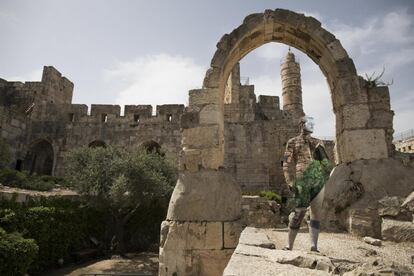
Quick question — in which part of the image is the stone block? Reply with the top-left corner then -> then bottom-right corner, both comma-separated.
333,76 -> 367,111
167,170 -> 241,221
367,109 -> 393,129
224,221 -> 242,249
181,110 -> 199,129
181,149 -> 201,172
199,104 -> 222,125
189,88 -> 220,106
182,125 -> 220,149
187,222 -> 223,250
201,146 -> 224,170
339,104 -> 370,130
339,129 -> 388,162
363,236 -> 382,246
382,218 -> 414,242
402,191 -> 414,213
378,196 -> 411,220
195,249 -> 234,276
347,208 -> 381,238
326,39 -> 348,61
203,68 -> 221,89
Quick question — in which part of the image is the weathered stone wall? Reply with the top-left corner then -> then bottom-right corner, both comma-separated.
1,63 -> 322,193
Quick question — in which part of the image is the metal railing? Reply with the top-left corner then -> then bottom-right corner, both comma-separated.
394,128 -> 414,142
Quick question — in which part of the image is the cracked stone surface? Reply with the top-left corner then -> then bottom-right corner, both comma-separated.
224,227 -> 414,276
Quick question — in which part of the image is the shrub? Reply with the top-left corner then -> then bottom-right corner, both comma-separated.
0,168 -> 27,187
258,191 -> 282,204
0,168 -> 71,191
0,198 -> 107,272
0,227 -> 38,276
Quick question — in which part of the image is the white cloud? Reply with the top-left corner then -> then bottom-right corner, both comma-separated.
0,10 -> 20,26
104,54 -> 205,110
329,9 -> 414,74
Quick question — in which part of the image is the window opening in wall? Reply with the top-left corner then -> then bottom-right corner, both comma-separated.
409,146 -> 412,150
281,160 -> 284,167
167,114 -> 172,122
134,114 -> 140,123
68,113 -> 75,122
102,114 -> 108,123
15,159 -> 23,171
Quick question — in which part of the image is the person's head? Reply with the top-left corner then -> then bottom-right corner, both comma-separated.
300,116 -> 315,134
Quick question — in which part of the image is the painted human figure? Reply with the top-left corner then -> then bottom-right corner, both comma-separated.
283,116 -> 329,252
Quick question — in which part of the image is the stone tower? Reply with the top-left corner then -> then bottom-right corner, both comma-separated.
281,49 -> 305,118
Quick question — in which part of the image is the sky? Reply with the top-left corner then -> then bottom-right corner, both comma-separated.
1,0 -> 413,137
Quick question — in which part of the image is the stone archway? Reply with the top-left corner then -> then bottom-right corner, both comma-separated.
160,9 -> 395,276
23,139 -> 55,175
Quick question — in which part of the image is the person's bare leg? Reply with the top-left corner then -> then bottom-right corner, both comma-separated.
309,187 -> 325,252
285,208 -> 306,250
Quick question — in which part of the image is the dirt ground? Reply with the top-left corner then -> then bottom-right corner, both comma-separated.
42,252 -> 159,276
42,228 -> 414,275
265,227 -> 414,273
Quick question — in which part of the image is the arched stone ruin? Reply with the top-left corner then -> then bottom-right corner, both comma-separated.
159,9 -> 414,276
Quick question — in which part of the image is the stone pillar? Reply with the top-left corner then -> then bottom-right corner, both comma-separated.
281,50 -> 305,119
159,87 -> 242,276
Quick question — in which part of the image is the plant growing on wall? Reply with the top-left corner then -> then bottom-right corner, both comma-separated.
365,67 -> 393,88
66,146 -> 177,255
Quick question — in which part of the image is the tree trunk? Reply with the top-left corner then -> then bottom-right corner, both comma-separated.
112,215 -> 126,256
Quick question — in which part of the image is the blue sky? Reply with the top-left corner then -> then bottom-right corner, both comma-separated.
1,0 -> 413,137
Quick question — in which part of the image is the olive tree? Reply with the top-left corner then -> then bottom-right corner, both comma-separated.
66,146 -> 177,254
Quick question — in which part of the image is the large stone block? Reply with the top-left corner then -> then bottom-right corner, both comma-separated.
195,249 -> 234,276
338,104 -> 370,130
181,149 -> 201,172
182,125 -> 220,149
326,39 -> 348,61
382,218 -> 414,242
347,208 -> 381,238
224,221 -> 243,249
188,222 -> 223,250
189,88 -> 220,106
199,104 -> 222,125
201,146 -> 224,170
339,129 -> 388,162
333,76 -> 367,111
167,170 -> 241,221
159,221 -> 234,276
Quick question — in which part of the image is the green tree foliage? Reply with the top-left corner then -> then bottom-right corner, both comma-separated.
0,168 -> 70,191
0,198 -> 106,272
0,227 -> 39,276
66,146 -> 177,254
292,159 -> 333,208
0,138 -> 11,168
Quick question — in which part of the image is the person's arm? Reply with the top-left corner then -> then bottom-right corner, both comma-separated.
283,140 -> 296,187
